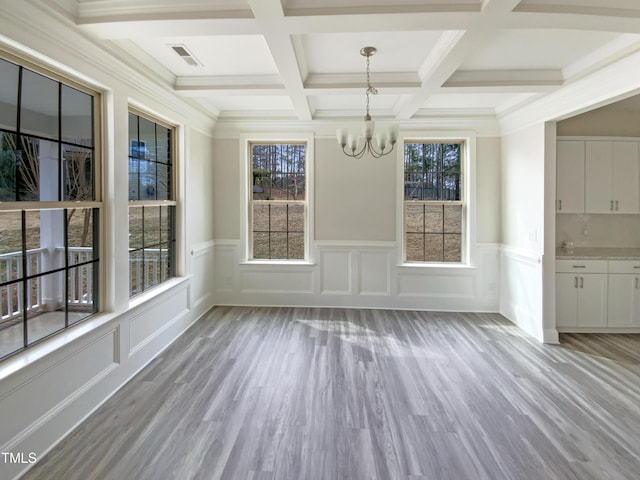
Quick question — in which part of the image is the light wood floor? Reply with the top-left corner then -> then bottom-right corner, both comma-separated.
22,307 -> 640,480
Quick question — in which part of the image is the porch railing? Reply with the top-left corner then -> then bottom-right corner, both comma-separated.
1,247 -> 163,322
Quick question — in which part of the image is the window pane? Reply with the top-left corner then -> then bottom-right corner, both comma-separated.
129,249 -> 143,296
159,206 -> 170,245
424,234 -> 444,262
129,113 -> 140,157
139,160 -> 157,200
16,137 -> 59,201
27,270 -> 65,345
288,233 -> 304,260
63,145 -> 93,201
270,204 -> 287,232
0,211 -> 22,255
144,206 -> 160,247
0,132 -> 17,201
138,117 -> 156,161
270,233 -> 287,259
20,69 -> 58,140
160,243 -> 171,283
424,205 -> 443,233
405,233 -> 423,262
0,58 -> 19,131
444,204 -> 462,233
253,232 -> 269,259
0,305 -> 23,358
67,208 -> 93,266
405,204 -> 424,233
68,263 -> 96,326
156,162 -> 171,200
144,248 -> 162,289
128,158 -> 140,200
253,204 -> 270,232
289,173 -> 305,200
444,235 -> 462,262
129,206 -> 143,251
288,203 -> 304,232
61,85 -> 93,145
28,210 -> 64,274
156,125 -> 171,164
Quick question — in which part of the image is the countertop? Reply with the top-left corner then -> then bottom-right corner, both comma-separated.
556,247 -> 640,260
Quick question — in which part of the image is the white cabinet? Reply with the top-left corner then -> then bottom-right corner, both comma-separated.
607,261 -> 640,327
556,141 -> 585,213
556,260 -> 608,328
584,141 -> 640,214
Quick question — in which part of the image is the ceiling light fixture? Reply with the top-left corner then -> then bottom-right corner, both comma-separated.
336,46 -> 398,159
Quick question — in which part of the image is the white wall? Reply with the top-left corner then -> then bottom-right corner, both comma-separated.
212,133 -> 501,313
0,4 -> 215,480
500,123 -> 557,342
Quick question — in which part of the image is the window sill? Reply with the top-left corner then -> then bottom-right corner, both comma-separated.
239,260 -> 316,267
397,262 -> 476,271
0,276 -> 193,382
128,276 -> 191,310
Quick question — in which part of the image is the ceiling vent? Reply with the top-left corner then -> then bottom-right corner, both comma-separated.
169,44 -> 202,67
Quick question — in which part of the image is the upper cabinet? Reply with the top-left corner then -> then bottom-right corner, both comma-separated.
557,138 -> 640,214
585,141 -> 639,214
557,140 -> 585,213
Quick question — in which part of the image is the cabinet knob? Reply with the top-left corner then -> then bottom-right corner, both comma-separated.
610,200 -> 614,211
580,277 -> 584,288
574,276 -> 578,288
616,200 -> 619,211
558,199 -> 562,211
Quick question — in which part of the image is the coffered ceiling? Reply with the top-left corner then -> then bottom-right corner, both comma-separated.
34,0 -> 640,123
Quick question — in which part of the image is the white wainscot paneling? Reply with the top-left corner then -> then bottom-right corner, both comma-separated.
214,242 -> 238,293
190,241 -> 215,312
240,269 -> 314,294
320,249 -> 351,295
0,328 -> 119,451
397,271 -> 476,298
358,250 -> 391,296
500,247 -> 543,341
129,287 -> 189,356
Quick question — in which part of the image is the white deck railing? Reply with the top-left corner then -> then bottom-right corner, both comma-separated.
1,248 -> 163,322
0,248 -> 43,321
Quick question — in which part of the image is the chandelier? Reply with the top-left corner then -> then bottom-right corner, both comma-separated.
336,46 -> 398,159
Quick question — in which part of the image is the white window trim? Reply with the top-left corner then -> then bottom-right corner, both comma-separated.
396,131 -> 477,267
239,133 -> 315,264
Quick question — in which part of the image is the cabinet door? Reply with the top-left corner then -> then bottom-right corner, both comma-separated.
556,273 -> 578,327
585,141 -> 613,213
612,142 -> 640,214
608,274 -> 640,327
577,274 -> 608,327
556,141 -> 585,213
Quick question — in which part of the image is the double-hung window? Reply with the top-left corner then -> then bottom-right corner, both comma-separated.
0,54 -> 100,360
403,141 -> 464,263
128,111 -> 176,296
248,142 -> 307,261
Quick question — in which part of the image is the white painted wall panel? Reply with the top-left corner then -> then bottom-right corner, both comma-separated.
358,251 -> 391,295
240,269 -> 314,294
0,329 -> 118,448
320,250 -> 351,295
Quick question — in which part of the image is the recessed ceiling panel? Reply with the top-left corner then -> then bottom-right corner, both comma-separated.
303,31 -> 444,74
310,94 -> 399,111
460,29 -> 621,71
283,0 -> 479,9
132,35 -> 278,76
210,96 -> 294,111
421,93 -> 521,109
516,0 -> 640,11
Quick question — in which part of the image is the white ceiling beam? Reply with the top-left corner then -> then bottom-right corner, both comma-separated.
395,30 -> 481,119
247,0 -> 312,121
443,69 -> 563,87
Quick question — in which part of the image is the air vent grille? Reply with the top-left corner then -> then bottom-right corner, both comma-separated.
168,44 -> 202,67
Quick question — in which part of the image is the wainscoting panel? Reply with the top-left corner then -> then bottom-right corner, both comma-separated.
214,240 -> 501,312
358,250 -> 391,296
500,246 -> 544,342
320,249 -> 352,295
129,287 -> 190,356
240,269 -> 315,294
0,328 -> 118,451
397,271 -> 476,298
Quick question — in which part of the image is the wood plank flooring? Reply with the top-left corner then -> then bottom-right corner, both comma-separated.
21,307 -> 640,480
